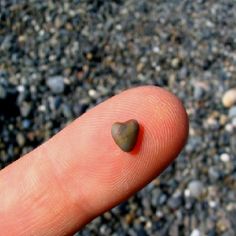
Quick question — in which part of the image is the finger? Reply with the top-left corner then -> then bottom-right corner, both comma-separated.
0,86 -> 188,236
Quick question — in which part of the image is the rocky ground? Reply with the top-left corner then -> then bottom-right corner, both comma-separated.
1,0 -> 236,235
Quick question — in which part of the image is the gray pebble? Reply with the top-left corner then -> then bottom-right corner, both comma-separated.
0,85 -> 6,99
194,85 -> 204,100
46,76 -> 65,94
228,106 -> 236,119
188,180 -> 204,198
167,195 -> 182,210
20,102 -> 32,117
230,134 -> 236,155
208,167 -> 220,181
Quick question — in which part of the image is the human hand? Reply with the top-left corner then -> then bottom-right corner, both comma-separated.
0,86 -> 188,236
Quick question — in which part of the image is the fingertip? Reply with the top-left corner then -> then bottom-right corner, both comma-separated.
75,85 -> 189,203
118,85 -> 189,160
144,86 -> 189,155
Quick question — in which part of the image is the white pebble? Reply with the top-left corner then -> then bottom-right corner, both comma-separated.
171,58 -> 180,68
88,89 -> 98,98
184,189 -> 190,197
220,153 -> 230,162
190,229 -> 201,236
145,221 -> 152,229
225,123 -> 234,132
115,24 -> 122,30
38,104 -> 46,112
222,88 -> 236,108
17,85 -> 25,92
153,46 -> 160,53
156,210 -> 163,218
209,200 -> 217,208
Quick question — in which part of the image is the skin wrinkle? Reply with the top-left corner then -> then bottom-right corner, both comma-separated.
22,146 -> 81,236
138,126 -> 156,169
1,157 -> 41,215
160,115 -> 173,157
24,156 -> 67,234
146,93 -> 187,161
116,90 -> 181,192
147,95 -> 171,122
65,114 -> 126,215
147,95 -> 169,156
45,143 -> 99,225
118,122 -> 159,195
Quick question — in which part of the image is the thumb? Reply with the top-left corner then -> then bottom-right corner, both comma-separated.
0,86 -> 188,236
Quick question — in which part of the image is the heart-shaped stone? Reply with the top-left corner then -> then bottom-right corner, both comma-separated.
111,119 -> 139,152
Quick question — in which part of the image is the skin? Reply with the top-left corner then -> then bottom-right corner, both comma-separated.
0,86 -> 188,236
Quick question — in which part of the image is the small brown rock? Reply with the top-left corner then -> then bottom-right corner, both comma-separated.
111,119 -> 139,152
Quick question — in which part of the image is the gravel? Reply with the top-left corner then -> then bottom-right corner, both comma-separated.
1,0 -> 236,235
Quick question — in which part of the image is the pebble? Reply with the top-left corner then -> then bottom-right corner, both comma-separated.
232,117 -> 236,127
222,88 -> 236,108
209,200 -> 217,208
228,106 -> 236,118
184,189 -> 191,198
190,229 -> 201,236
0,85 -> 6,99
153,46 -> 160,53
188,180 -> 204,198
171,58 -> 180,68
16,133 -> 25,147
22,119 -> 31,129
20,102 -> 32,117
62,104 -> 72,119
46,76 -> 65,94
194,85 -> 205,100
230,134 -> 236,155
88,89 -> 99,99
111,119 -> 139,152
220,153 -> 230,162
208,167 -> 220,181
216,217 -> 230,233
167,195 -> 182,210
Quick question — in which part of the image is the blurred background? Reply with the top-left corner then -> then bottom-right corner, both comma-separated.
1,0 -> 236,235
